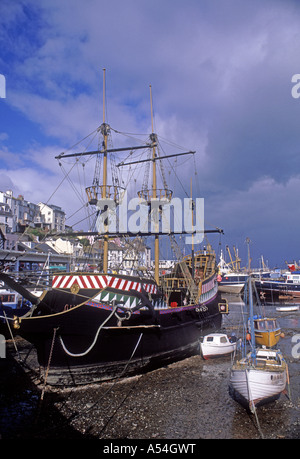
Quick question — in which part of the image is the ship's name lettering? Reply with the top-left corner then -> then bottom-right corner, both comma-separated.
64,304 -> 75,310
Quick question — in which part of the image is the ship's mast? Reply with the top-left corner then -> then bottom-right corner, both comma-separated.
56,75 -> 207,279
191,178 -> 195,278
149,85 -> 160,284
102,68 -> 109,272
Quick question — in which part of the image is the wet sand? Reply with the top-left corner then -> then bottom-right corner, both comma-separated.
0,301 -> 299,440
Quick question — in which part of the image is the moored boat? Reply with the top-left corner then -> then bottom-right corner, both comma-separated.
276,305 -> 299,312
252,316 -> 282,348
0,73 -> 225,386
229,347 -> 287,412
218,272 -> 248,294
229,244 -> 287,413
7,264 -> 222,386
200,333 -> 237,359
217,249 -> 248,294
255,271 -> 300,301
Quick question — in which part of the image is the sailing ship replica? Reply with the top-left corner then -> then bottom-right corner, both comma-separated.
0,73 -> 224,386
229,274 -> 287,413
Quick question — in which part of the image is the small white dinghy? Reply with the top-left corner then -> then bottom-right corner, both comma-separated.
276,305 -> 299,312
200,333 -> 237,360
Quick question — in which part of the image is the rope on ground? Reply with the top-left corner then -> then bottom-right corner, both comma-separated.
34,327 -> 58,425
41,327 -> 58,401
97,332 -> 144,438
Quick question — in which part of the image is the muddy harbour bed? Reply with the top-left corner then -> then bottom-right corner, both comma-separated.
0,300 -> 299,440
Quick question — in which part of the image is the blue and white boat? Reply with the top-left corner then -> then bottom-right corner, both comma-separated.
218,272 -> 248,294
255,271 -> 300,300
218,251 -> 248,294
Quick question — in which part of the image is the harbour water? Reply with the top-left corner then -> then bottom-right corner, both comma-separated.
0,296 -> 299,439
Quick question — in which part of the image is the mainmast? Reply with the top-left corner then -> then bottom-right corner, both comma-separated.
191,178 -> 195,278
246,237 -> 256,361
149,85 -> 160,285
56,75 -> 205,281
101,68 -> 109,273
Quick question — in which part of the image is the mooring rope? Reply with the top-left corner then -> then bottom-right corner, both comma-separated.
1,311 -> 21,360
245,369 -> 264,439
41,327 -> 58,400
34,327 -> 59,425
58,304 -> 118,357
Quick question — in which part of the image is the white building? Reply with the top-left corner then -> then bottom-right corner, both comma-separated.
115,238 -> 151,272
38,203 -> 66,232
0,190 -> 40,232
45,237 -> 83,256
87,238 -> 152,273
0,190 -> 66,234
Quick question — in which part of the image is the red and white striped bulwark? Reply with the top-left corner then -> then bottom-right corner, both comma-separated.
52,274 -> 157,294
201,276 -> 216,294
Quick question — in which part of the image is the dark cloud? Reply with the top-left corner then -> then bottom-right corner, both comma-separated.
1,0 -> 300,266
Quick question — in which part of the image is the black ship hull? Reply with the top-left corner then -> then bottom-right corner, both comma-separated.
1,76 -> 226,387
15,286 -> 222,386
0,304 -> 31,338
255,279 -> 300,301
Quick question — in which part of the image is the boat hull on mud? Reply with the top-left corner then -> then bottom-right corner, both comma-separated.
200,333 -> 237,360
229,348 -> 287,413
13,274 -> 222,386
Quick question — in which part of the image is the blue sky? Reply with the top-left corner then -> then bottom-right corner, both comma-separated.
1,0 -> 300,269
